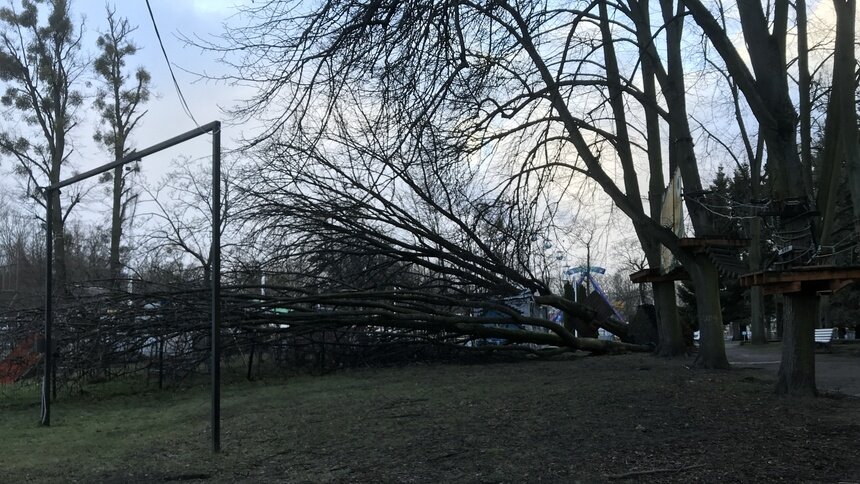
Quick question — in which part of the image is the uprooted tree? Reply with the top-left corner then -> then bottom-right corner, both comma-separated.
210,0 -> 745,366
235,97 -> 638,352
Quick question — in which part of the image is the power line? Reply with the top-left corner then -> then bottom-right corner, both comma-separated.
145,0 -> 199,127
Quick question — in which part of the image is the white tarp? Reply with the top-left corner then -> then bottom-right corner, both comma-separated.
660,168 -> 684,274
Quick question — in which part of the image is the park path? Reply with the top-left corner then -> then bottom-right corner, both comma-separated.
725,340 -> 860,397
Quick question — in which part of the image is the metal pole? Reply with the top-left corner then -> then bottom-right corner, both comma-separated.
48,122 -> 220,192
211,122 -> 222,452
41,189 -> 53,426
586,243 -> 591,295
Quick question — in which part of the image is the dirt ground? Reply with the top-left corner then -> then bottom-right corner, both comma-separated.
727,339 -> 860,397
3,351 -> 860,483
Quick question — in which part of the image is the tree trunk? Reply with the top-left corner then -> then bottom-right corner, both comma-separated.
730,321 -> 742,342
829,0 -> 860,240
775,297 -> 784,339
49,190 -> 67,292
750,286 -> 766,343
776,291 -> 817,396
689,255 -> 729,368
653,280 -> 685,356
749,215 -> 766,344
562,281 -> 598,338
449,322 -> 650,353
109,164 -> 124,282
818,296 -> 830,328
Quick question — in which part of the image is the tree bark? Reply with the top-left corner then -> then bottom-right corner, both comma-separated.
831,0 -> 860,240
776,291 -> 817,396
628,0 -> 684,357
689,255 -> 730,368
653,280 -> 684,356
110,164 -> 124,282
49,174 -> 67,293
749,181 -> 766,345
562,281 -> 597,338
451,323 -> 650,354
750,286 -> 766,343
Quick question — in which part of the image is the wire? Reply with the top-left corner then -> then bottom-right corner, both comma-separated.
145,0 -> 199,127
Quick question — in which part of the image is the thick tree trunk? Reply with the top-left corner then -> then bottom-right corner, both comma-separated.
689,255 -> 729,368
452,322 -> 650,354
535,294 -> 624,340
818,296 -> 830,328
653,280 -> 685,356
832,0 -> 860,240
730,321 -> 742,342
600,1 -> 683,355
776,291 -> 817,396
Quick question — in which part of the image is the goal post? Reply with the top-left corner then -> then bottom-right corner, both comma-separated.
40,121 -> 224,452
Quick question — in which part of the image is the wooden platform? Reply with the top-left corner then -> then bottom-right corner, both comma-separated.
678,237 -> 749,250
738,266 -> 860,295
629,266 -> 689,284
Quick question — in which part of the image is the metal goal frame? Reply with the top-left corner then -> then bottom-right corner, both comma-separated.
40,121 -> 224,452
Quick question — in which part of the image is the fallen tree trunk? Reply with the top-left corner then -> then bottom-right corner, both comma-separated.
451,323 -> 649,354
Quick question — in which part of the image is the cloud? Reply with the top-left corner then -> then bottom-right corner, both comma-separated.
189,0 -> 249,15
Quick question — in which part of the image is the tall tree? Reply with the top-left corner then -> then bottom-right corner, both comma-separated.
93,4 -> 150,282
681,0 -> 859,395
622,0 -> 687,358
214,0 -> 731,366
0,0 -> 86,291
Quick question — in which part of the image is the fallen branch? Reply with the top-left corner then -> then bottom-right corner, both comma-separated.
606,463 -> 705,480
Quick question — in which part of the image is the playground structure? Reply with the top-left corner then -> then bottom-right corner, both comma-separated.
0,333 -> 40,384
565,266 -> 624,334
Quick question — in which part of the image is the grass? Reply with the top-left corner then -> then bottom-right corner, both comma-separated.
2,354 -> 860,482
1,382 -> 209,477
1,366 -> 451,481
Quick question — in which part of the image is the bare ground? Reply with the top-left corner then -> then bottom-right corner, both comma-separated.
3,351 -> 859,483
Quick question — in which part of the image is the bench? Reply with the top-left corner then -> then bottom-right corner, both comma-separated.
814,328 -> 836,352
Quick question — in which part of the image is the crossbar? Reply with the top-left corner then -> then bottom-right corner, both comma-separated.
47,121 -> 219,192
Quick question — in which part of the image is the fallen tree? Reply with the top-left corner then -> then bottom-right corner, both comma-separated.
0,279 -> 648,393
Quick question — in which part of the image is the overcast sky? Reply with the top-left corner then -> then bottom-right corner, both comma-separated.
71,0 -> 252,170
0,1 -> 257,227
1,1 -> 853,273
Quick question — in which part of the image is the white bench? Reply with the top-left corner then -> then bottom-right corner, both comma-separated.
814,328 -> 836,352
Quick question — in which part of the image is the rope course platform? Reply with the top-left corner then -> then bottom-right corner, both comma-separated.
739,266 -> 860,295
677,237 -> 750,250
629,266 -> 689,284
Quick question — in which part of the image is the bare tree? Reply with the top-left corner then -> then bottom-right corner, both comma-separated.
209,0 -> 736,365
681,0 -> 859,395
235,95 -> 642,349
139,156 -> 237,287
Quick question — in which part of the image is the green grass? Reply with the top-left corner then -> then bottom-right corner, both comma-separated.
1,382 -> 208,477
0,367 -> 444,481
